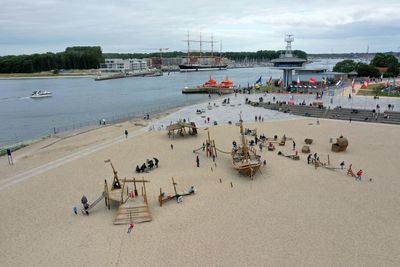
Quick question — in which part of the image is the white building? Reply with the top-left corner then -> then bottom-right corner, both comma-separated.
99,58 -> 148,73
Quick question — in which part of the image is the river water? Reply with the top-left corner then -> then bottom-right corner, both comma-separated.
0,62 -> 338,146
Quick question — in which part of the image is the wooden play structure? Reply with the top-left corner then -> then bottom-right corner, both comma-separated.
244,128 -> 257,136
113,177 -> 152,225
347,164 -> 356,177
193,131 -> 217,158
260,135 -> 291,147
312,154 -> 346,172
231,116 -> 262,178
158,177 -> 196,206
331,136 -> 348,152
80,159 -> 152,225
277,151 -> 300,160
267,142 -> 276,151
304,138 -> 313,145
167,121 -> 198,138
302,145 -> 311,153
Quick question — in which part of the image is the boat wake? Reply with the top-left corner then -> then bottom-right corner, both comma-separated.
0,96 -> 29,103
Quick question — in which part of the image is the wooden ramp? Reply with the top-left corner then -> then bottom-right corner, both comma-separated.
114,196 -> 152,225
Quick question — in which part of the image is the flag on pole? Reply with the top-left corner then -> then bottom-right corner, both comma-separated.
309,77 -> 316,85
360,80 -> 368,89
384,79 -> 389,87
277,77 -> 282,87
255,76 -> 262,84
268,76 -> 273,85
336,79 -> 343,87
322,77 -> 327,86
351,78 -> 355,89
297,76 -> 300,85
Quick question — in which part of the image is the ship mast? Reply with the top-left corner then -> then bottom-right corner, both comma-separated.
239,114 -> 249,161
199,32 -> 202,58
187,31 -> 190,64
211,33 -> 214,57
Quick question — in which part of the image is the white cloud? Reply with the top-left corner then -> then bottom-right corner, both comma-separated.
0,0 -> 399,55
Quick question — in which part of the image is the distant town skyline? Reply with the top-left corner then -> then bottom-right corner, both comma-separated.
1,0 -> 399,56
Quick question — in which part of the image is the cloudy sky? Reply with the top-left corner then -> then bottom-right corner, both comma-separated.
1,0 -> 400,55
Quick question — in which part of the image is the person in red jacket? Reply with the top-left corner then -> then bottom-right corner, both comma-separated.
356,169 -> 363,181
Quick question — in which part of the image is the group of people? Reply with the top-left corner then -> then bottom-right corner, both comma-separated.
136,157 -> 159,173
254,115 -> 264,122
222,98 -> 230,105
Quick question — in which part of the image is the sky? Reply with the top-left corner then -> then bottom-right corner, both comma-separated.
0,0 -> 400,55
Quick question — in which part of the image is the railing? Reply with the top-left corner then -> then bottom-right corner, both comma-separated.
51,102 -> 189,135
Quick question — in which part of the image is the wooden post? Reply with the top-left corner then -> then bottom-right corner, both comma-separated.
133,179 -> 138,196
327,154 -> 330,165
142,178 -> 147,196
159,188 -> 163,207
172,177 -> 178,196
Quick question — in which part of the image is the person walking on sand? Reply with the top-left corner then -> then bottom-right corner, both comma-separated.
6,148 -> 13,165
196,155 -> 200,167
340,161 -> 345,169
170,144 -> 174,150
292,141 -> 296,150
127,223 -> 135,234
124,129 -> 128,138
356,169 -> 363,181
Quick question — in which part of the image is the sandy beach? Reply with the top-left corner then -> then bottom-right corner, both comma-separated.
1,95 -> 400,266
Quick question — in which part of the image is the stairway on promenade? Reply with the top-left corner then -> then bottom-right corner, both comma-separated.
249,101 -> 400,125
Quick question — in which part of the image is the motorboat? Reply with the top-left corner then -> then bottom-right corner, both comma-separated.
31,90 -> 52,98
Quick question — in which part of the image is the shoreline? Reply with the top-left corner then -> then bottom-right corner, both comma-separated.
3,89 -> 400,149
0,74 -> 95,80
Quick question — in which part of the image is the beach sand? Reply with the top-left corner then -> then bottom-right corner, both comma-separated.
1,106 -> 400,266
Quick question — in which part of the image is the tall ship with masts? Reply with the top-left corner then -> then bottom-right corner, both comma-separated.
179,32 -> 228,72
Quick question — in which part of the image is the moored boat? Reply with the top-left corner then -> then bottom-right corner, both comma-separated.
182,76 -> 235,94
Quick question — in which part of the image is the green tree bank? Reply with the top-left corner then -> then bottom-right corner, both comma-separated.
0,47 -> 103,73
333,53 -> 399,78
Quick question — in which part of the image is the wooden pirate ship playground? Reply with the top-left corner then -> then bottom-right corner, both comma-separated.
80,159 -> 152,225
232,117 -> 262,178
193,117 -> 262,179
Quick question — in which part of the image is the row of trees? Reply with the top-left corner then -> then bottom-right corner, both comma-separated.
333,53 -> 399,78
104,50 -> 308,61
0,47 -> 103,73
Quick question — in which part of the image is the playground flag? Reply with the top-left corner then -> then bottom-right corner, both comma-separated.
309,77 -> 316,85
268,76 -> 273,85
322,77 -> 327,86
255,76 -> 262,84
277,77 -> 282,87
384,79 -> 389,87
336,78 -> 343,87
351,78 -> 355,89
360,80 -> 368,89
297,75 -> 300,85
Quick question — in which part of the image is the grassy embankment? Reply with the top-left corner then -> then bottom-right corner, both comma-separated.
0,70 -> 97,78
0,143 -> 27,156
356,83 -> 400,97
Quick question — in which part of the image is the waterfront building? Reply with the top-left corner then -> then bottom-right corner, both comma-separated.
99,58 -> 148,73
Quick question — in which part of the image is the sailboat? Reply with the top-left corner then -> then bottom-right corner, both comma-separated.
232,115 -> 262,178
179,32 -> 228,72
